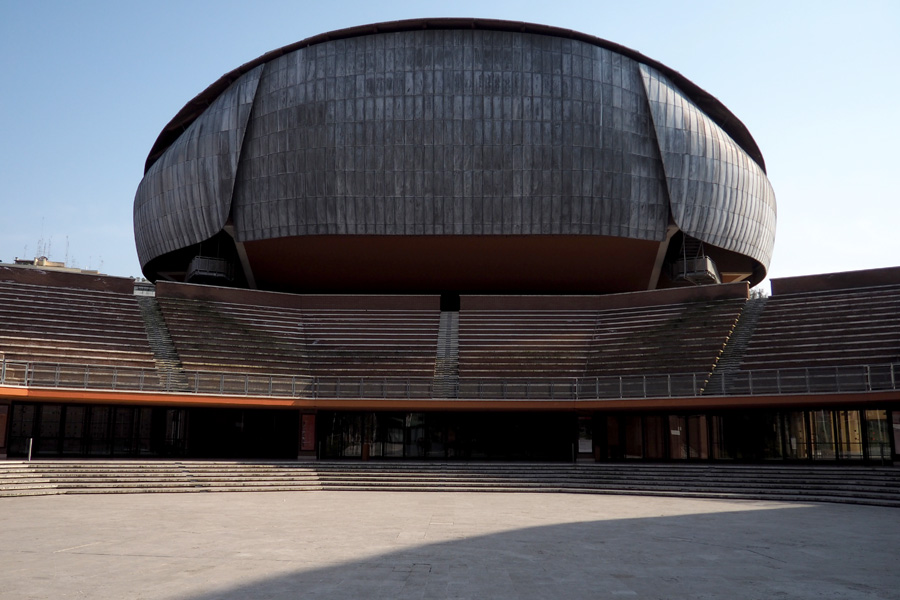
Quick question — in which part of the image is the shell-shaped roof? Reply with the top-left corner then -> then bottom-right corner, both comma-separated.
134,19 -> 775,288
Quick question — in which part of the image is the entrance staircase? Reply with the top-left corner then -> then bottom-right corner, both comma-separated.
432,311 -> 460,398
2,461 -> 899,508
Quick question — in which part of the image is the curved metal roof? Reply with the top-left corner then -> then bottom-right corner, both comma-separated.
144,18 -> 766,174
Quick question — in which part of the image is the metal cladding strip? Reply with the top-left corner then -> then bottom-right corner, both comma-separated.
639,64 -> 776,271
133,65 -> 264,268
229,30 -> 670,243
144,19 -> 766,174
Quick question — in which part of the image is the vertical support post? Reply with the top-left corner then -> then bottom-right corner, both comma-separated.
667,374 -> 671,397
27,438 -> 33,462
748,370 -> 753,395
0,358 -> 5,384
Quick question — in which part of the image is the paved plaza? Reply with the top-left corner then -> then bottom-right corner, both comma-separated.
0,491 -> 898,599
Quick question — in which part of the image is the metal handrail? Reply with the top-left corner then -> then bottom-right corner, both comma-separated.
1,358 -> 898,401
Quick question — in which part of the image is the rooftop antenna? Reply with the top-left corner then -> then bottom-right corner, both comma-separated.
37,217 -> 45,257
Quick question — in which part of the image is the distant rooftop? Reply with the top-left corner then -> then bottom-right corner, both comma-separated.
3,256 -> 103,276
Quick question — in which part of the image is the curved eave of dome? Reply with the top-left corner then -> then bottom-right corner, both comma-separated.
143,17 -> 766,174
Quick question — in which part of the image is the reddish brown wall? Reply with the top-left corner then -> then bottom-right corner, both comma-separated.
461,282 -> 749,311
771,266 -> 900,295
0,265 -> 135,294
156,281 -> 440,310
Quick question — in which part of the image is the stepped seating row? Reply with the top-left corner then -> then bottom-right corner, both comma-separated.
2,461 -> 899,508
459,310 -> 596,379
0,281 -> 159,385
459,299 -> 743,381
585,298 -> 744,377
3,276 -> 897,397
736,285 -> 900,371
157,297 -> 441,379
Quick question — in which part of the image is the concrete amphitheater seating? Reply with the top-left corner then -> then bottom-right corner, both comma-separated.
458,287 -> 745,379
153,283 -> 441,397
709,269 -> 900,395
0,273 -> 158,389
1,272 -> 756,398
741,284 -> 900,370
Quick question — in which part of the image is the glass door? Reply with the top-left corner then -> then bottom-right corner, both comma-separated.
668,415 -> 687,459
809,410 -> 836,460
836,410 -> 863,460
864,410 -> 891,462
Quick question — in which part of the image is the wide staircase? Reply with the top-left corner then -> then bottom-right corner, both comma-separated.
2,461 -> 898,508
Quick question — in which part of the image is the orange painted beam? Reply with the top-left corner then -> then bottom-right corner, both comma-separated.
2,385 -> 897,412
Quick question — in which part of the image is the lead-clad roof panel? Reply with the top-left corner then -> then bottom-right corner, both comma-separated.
144,19 -> 765,174
133,66 -> 264,268
639,64 -> 776,271
229,30 -> 670,243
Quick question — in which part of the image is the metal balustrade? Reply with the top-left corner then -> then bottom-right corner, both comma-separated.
1,358 -> 898,401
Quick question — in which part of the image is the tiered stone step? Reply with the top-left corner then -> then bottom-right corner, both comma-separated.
1,461 -> 898,507
313,463 -> 900,507
0,461 -> 321,496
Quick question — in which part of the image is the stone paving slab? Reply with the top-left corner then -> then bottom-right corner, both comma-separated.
0,491 -> 898,599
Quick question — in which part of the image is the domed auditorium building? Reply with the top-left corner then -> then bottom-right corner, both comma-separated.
0,20 -> 897,465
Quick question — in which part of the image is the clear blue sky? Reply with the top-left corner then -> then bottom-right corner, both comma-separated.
1,0 -> 898,289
